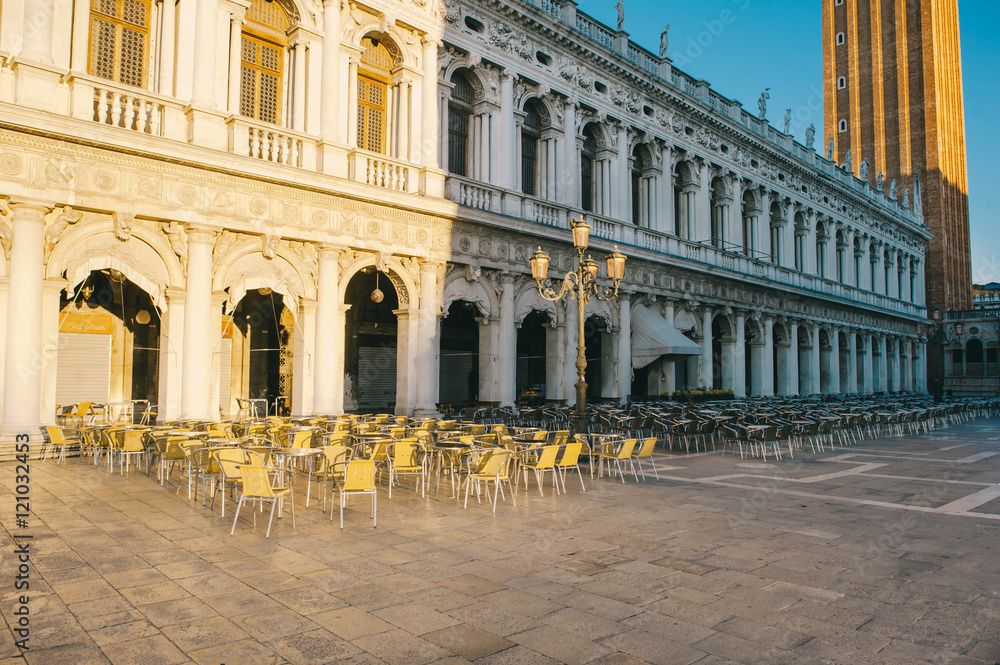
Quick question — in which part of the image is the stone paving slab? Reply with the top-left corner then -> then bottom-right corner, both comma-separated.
1,419 -> 1000,663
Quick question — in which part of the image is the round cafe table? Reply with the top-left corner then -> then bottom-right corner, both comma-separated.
427,439 -> 472,500
271,447 -> 325,508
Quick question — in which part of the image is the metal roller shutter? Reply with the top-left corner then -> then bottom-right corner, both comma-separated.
440,351 -> 474,405
357,346 -> 396,411
219,338 -> 233,419
56,332 -> 111,407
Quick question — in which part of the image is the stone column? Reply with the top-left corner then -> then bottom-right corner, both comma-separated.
320,0 -> 342,143
498,274 -> 517,407
903,340 -> 914,392
313,246 -> 342,414
847,331 -> 859,393
697,160 -> 712,242
292,39 -> 308,131
71,0 -> 93,71
346,55 -> 359,147
180,228 -> 215,420
863,334 -> 874,394
788,321 -> 799,395
498,73 -> 515,190
39,279 -> 66,426
876,335 -> 888,392
618,295 -> 631,403
810,324 -> 822,394
158,288 -> 185,422
292,300 -> 317,417
701,307 -> 713,390
829,330 -> 841,394
21,0 -> 55,63
191,0 -> 218,107
420,38 -> 439,167
545,318 -> 565,402
2,203 -> 48,432
915,341 -> 928,393
734,311 -> 746,397
760,317 -> 774,396
394,309 -> 419,415
477,316 -> 499,403
414,261 -> 442,416
561,100 -> 576,206
615,123 -> 628,222
660,146 -> 674,234
226,6 -> 246,114
892,338 -> 902,392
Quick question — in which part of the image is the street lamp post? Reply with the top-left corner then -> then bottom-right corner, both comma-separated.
529,218 -> 627,435
920,307 -> 962,403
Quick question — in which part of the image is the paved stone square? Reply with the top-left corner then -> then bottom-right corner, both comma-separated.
1,420 -> 999,665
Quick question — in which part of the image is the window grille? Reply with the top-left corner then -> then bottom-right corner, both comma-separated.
88,0 -> 150,88
521,102 -> 542,196
240,34 -> 282,124
581,128 -> 596,212
448,72 -> 474,176
357,37 -> 392,155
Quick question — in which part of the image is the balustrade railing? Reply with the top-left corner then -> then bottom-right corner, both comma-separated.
228,118 -> 309,167
349,150 -> 418,193
447,176 -> 500,212
66,74 -> 185,140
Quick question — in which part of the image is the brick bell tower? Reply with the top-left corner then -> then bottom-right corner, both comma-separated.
822,0 -> 971,311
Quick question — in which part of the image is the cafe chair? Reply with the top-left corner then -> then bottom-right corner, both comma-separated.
117,429 -> 147,475
213,448 -> 265,517
42,426 -> 81,464
387,438 -> 427,498
331,459 -> 377,529
463,449 -> 516,512
517,444 -> 561,497
598,438 -> 639,482
313,444 -> 353,512
555,441 -> 587,492
230,465 -> 294,538
631,437 -> 659,480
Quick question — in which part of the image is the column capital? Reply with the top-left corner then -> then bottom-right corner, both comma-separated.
186,226 -> 217,244
317,243 -> 347,259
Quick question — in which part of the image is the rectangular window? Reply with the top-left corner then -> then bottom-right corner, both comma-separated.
240,34 -> 282,124
357,77 -> 387,154
89,0 -> 150,88
521,134 -> 537,196
581,156 -> 594,212
448,106 -> 469,176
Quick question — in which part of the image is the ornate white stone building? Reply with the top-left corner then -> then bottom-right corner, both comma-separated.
0,0 -> 928,438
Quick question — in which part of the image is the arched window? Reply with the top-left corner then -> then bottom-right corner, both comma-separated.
240,0 -> 289,124
448,71 -> 474,176
631,146 -> 645,226
358,36 -> 392,154
521,101 -> 542,196
88,0 -> 152,88
581,125 -> 597,212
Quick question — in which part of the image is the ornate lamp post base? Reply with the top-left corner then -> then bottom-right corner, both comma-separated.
573,380 -> 588,436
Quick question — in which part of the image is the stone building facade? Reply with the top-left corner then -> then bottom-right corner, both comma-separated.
0,0 -> 928,443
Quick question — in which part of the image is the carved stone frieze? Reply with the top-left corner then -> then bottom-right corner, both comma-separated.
44,205 -> 82,263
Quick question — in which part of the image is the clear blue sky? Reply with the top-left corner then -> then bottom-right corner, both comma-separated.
574,0 -> 999,285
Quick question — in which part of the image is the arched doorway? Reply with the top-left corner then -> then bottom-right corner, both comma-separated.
344,269 -> 399,413
583,314 -> 609,400
224,289 -> 294,417
966,339 -> 984,377
517,310 -> 549,404
439,300 -> 480,410
57,270 -> 160,422
712,317 -> 726,390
